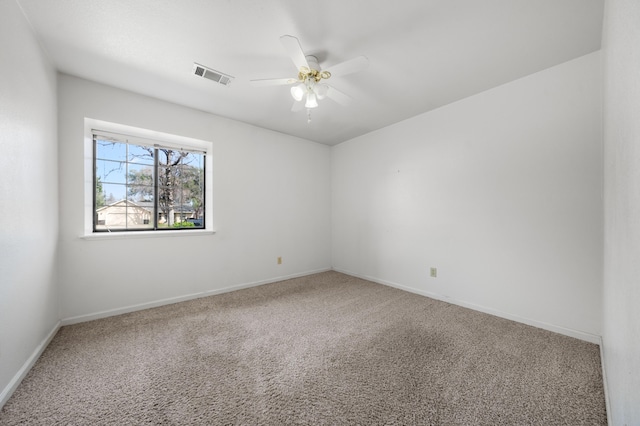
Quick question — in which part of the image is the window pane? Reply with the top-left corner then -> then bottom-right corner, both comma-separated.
127,164 -> 154,202
96,199 -> 127,230
101,183 -> 126,204
157,166 -> 173,187
173,222 -> 193,229
156,185 -> 173,224
96,140 -> 127,162
127,144 -> 154,165
98,201 -> 150,231
127,187 -> 154,203
124,200 -> 153,229
181,152 -> 203,168
157,149 -> 170,165
129,196 -> 154,210
93,130 -> 206,232
96,159 -> 126,184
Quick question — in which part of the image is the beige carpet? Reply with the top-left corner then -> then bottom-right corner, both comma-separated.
0,271 -> 606,425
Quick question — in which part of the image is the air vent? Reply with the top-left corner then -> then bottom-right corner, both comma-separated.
192,63 -> 234,86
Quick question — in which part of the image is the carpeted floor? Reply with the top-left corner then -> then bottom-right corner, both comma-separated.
0,271 -> 606,425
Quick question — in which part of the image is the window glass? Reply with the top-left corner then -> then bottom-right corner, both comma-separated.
93,133 -> 205,232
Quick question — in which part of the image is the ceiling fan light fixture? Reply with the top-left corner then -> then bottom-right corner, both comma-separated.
290,84 -> 305,101
305,92 -> 318,108
250,35 -> 369,119
315,84 -> 329,100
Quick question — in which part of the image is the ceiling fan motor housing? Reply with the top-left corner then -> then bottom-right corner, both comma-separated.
299,55 -> 331,82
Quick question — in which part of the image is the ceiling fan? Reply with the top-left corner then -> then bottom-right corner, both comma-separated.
250,35 -> 369,121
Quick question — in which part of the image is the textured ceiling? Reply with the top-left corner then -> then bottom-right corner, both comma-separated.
18,0 -> 604,145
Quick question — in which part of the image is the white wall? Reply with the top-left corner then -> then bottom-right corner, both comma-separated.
602,0 -> 640,423
332,52 -> 603,341
58,75 -> 331,321
0,0 -> 59,406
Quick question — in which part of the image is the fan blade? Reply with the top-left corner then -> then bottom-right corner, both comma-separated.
323,56 -> 369,78
280,35 -> 310,72
291,100 -> 304,112
326,86 -> 353,106
250,77 -> 298,87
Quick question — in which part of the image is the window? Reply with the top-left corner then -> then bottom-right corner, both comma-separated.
93,130 -> 206,233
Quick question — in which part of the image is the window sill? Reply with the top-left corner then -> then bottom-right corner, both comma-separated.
81,229 -> 216,240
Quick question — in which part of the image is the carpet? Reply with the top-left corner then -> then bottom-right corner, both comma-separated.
0,271 -> 606,425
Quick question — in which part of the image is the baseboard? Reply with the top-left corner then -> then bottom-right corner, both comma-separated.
599,337 -> 613,425
61,268 -> 332,326
333,268 -> 602,344
0,321 -> 61,409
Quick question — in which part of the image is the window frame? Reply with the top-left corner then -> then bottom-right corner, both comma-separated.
83,118 -> 214,239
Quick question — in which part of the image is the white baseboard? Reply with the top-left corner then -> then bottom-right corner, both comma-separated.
599,337 -> 612,426
61,268 -> 331,326
0,321 -> 61,409
333,268 -> 602,344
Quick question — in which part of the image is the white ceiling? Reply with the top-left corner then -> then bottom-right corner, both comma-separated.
18,0 -> 604,145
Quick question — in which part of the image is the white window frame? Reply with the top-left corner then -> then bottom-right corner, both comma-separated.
83,118 -> 214,239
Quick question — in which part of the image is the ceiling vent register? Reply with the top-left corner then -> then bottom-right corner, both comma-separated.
193,63 -> 234,86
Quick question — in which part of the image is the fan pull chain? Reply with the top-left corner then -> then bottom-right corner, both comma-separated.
307,109 -> 312,124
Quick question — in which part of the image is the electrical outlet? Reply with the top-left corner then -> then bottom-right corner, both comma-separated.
430,267 -> 437,278
277,257 -> 282,265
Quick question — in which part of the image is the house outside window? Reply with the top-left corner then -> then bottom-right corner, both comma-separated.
93,130 -> 206,232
